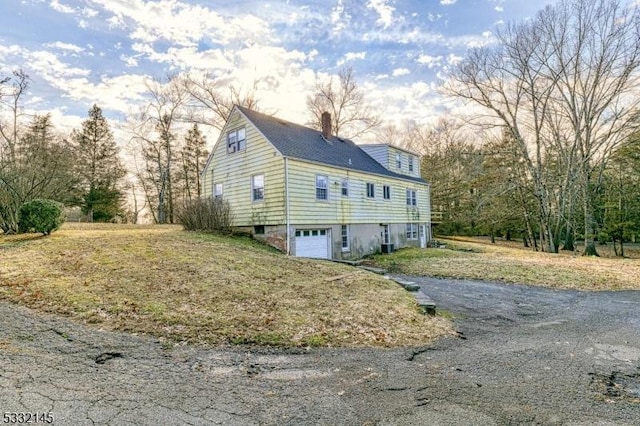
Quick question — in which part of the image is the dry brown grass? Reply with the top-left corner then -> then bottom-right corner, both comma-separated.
369,237 -> 640,290
0,223 -> 452,347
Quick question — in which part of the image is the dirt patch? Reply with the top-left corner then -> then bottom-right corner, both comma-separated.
590,370 -> 640,403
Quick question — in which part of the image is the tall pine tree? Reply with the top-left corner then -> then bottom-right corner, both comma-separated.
179,123 -> 208,203
71,105 -> 126,222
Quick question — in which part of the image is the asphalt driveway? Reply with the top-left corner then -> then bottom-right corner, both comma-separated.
1,276 -> 639,425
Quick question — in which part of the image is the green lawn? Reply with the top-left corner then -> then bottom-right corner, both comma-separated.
0,223 -> 452,347
367,237 -> 640,290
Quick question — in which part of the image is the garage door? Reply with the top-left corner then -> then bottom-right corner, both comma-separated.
295,229 -> 330,259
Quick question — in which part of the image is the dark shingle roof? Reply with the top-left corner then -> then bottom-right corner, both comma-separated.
237,106 -> 426,184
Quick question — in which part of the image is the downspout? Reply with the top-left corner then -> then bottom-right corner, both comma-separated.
284,156 -> 291,255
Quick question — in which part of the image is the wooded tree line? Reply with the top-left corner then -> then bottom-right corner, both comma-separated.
434,0 -> 640,256
0,71 -> 127,232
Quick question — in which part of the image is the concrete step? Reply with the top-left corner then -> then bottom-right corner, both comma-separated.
415,291 -> 436,315
388,277 -> 420,292
358,266 -> 387,275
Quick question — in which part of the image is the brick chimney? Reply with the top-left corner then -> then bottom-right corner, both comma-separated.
321,111 -> 331,139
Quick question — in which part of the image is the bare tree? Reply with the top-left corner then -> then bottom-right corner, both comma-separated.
444,0 -> 640,255
0,70 -> 29,163
182,73 -> 260,130
0,115 -> 78,233
129,75 -> 189,224
306,66 -> 381,139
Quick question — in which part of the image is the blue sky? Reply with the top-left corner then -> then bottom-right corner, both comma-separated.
0,0 -> 554,139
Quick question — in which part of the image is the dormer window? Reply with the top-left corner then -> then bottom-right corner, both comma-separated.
227,127 -> 246,153
396,152 -> 402,169
408,156 -> 414,172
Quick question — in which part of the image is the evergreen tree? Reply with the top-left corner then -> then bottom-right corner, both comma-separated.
71,105 -> 126,222
178,123 -> 208,203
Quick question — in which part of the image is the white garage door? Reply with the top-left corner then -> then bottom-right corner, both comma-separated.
295,229 -> 330,259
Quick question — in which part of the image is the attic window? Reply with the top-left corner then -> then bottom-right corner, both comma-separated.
227,127 -> 246,153
396,153 -> 402,169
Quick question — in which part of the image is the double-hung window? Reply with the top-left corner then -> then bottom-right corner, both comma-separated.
408,156 -> 414,172
406,189 -> 417,206
227,127 -> 246,153
383,185 -> 391,200
341,179 -> 349,197
396,153 -> 402,169
341,225 -> 350,252
316,175 -> 328,200
406,223 -> 418,240
366,182 -> 375,198
252,174 -> 264,202
214,183 -> 223,199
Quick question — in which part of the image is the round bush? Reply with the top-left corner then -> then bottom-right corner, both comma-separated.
19,199 -> 65,235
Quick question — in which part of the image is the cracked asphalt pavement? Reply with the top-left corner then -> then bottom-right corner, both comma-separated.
1,276 -> 639,425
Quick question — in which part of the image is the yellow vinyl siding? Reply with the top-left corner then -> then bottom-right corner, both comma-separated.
286,159 -> 429,225
201,111 -> 285,226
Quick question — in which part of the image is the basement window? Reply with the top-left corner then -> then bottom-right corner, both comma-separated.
341,225 -> 350,251
406,223 -> 418,240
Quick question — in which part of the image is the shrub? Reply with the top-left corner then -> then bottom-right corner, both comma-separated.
177,197 -> 233,233
19,199 -> 65,235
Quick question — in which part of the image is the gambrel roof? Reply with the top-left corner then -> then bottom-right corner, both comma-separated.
236,106 -> 427,184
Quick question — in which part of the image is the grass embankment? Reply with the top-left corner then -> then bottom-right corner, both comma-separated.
0,223 -> 452,347
369,237 -> 640,290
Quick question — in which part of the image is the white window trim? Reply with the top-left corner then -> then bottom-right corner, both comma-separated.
227,127 -> 246,154
316,174 -> 328,200
406,189 -> 417,206
408,156 -> 414,172
396,152 -> 402,169
341,178 -> 349,197
406,223 -> 418,240
214,183 -> 223,199
341,225 -> 350,252
383,185 -> 391,200
366,182 -> 375,198
252,174 -> 264,202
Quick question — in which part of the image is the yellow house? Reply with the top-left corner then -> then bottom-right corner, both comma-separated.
201,106 -> 432,260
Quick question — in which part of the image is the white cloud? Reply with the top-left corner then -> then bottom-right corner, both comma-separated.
392,68 -> 410,77
495,6 -> 504,12
90,0 -> 271,47
416,54 -> 443,68
83,7 -> 99,18
440,0 -> 457,5
367,0 -> 396,29
331,0 -> 349,32
337,51 -> 367,66
28,50 -> 91,82
44,42 -> 85,54
447,53 -> 463,66
50,0 -> 74,14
